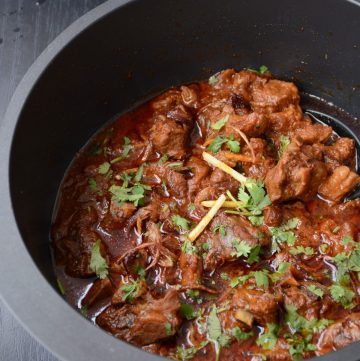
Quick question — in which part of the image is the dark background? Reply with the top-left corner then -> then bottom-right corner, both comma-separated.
0,2 -> 107,360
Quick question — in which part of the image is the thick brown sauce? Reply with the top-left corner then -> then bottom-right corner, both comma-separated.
52,69 -> 360,361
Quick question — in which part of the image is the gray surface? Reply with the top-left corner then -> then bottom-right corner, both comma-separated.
0,1 -> 107,360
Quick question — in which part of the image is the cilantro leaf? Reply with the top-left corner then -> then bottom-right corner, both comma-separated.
231,239 -> 252,258
98,162 -> 111,174
90,239 -> 108,279
211,115 -> 229,130
208,136 -> 228,153
207,304 -> 222,343
290,246 -> 314,256
270,218 -> 299,247
256,323 -> 278,350
209,74 -> 218,85
172,215 -> 191,232
248,245 -> 261,264
165,322 -> 172,336
278,135 -> 290,157
188,203 -> 196,211
214,224 -> 226,237
180,303 -> 197,320
226,135 -> 240,153
247,65 -> 269,75
121,279 -> 142,302
110,137 -> 132,164
253,270 -> 269,289
88,177 -> 97,192
176,342 -> 209,361
329,284 -> 355,308
232,326 -> 253,342
181,239 -> 198,255
134,163 -> 145,182
307,285 -> 324,299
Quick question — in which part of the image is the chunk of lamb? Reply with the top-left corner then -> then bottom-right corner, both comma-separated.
317,313 -> 360,355
323,137 -> 356,169
97,289 -> 181,346
282,285 -> 322,320
186,156 -> 210,198
53,207 -> 99,278
293,121 -> 332,144
149,115 -> 189,159
265,142 -> 328,202
319,166 -> 360,202
251,79 -> 300,114
198,212 -> 270,271
232,287 -> 278,326
224,112 -> 268,138
143,164 -> 188,199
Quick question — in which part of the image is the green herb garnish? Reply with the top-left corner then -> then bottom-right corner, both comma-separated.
90,239 -> 108,279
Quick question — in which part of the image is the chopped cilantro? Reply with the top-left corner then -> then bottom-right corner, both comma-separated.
121,279 -> 141,302
307,285 -> 324,298
201,243 -> 210,252
98,161 -> 111,174
88,177 -> 97,192
278,135 -> 290,157
329,284 -> 355,308
220,272 -> 230,280
165,322 -> 172,336
211,115 -> 229,130
172,215 -> 191,232
209,74 -> 218,85
208,136 -> 228,153
248,215 -> 264,226
181,239 -> 198,255
253,270 -> 269,289
270,218 -> 299,247
247,65 -> 269,75
176,342 -> 209,360
136,265 -> 146,280
109,183 -> 150,207
214,224 -> 226,237
90,239 -> 108,279
342,235 -> 354,246
231,239 -> 252,258
110,136 -> 132,163
232,326 -> 253,342
247,245 -> 261,264
180,303 -> 197,320
290,246 -> 314,256
186,289 -> 200,299
226,136 -> 241,153
207,135 -> 240,154
188,203 -> 196,211
134,163 -> 145,182
256,323 -> 278,350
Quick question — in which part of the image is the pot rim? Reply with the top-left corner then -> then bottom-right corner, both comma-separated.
1,1 -> 360,361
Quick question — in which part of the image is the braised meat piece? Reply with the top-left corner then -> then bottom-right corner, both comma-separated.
224,112 -> 268,138
199,212 -> 270,270
97,289 -> 180,346
323,137 -> 356,169
149,115 -> 190,159
317,313 -> 360,355
293,121 -> 333,144
319,166 -> 360,202
265,142 -> 328,202
251,79 -> 300,113
232,287 -> 278,325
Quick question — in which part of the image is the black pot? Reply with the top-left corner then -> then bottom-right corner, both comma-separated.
1,0 -> 360,360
